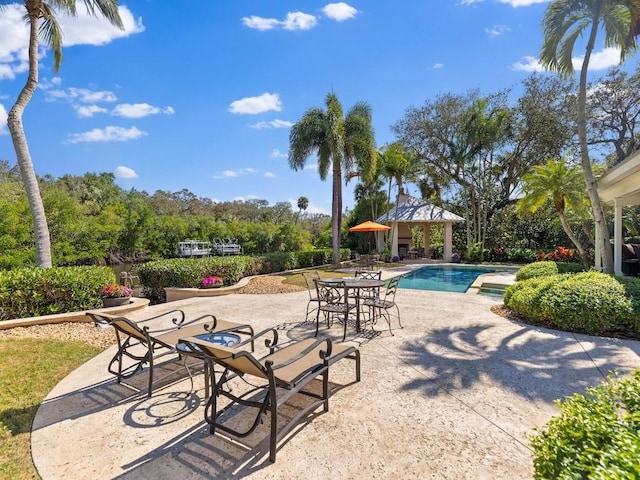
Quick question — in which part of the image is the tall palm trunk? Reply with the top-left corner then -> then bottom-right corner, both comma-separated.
578,20 -> 613,273
332,159 -> 343,264
7,16 -> 52,267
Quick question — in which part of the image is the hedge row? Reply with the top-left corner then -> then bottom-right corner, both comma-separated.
137,248 -> 350,303
0,266 -> 115,321
505,266 -> 640,338
515,260 -> 585,281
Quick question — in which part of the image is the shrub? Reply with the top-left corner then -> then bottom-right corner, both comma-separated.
515,261 -> 585,281
137,256 -> 254,303
531,370 -> 640,479
505,272 -> 640,338
0,266 -> 114,321
537,246 -> 577,263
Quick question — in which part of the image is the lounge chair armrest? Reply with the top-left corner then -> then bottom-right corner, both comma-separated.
234,327 -> 280,351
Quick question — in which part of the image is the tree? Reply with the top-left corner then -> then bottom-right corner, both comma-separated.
288,92 -> 376,264
518,158 -> 591,267
587,66 -> 640,164
540,0 -> 639,273
4,1 -> 123,267
295,196 -> 309,224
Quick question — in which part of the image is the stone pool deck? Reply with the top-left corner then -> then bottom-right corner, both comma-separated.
31,270 -> 640,479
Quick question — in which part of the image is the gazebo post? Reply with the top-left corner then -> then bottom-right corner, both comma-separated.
444,222 -> 453,261
614,200 -> 623,276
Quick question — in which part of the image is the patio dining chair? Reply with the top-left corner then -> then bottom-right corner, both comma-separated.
314,279 -> 355,340
362,276 -> 402,336
302,271 -> 321,321
178,327 -> 360,462
86,310 -> 254,396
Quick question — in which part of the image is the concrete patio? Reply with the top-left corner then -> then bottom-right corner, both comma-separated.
31,271 -> 640,479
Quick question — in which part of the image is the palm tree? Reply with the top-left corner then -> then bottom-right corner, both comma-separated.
295,196 -> 309,224
288,93 -> 376,264
540,0 -> 640,273
5,1 -> 123,267
518,158 -> 591,267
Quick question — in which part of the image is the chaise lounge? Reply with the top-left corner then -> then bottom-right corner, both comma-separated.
87,310 -> 254,396
178,328 -> 360,462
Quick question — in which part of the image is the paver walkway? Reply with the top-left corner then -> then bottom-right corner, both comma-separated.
32,277 -> 640,479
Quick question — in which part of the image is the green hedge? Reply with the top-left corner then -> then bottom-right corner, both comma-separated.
137,248 -> 348,304
504,271 -> 640,338
515,261 -> 585,281
0,266 -> 115,321
137,256 -> 255,303
531,370 -> 640,479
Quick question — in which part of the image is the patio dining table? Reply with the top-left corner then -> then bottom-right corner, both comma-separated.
321,277 -> 385,335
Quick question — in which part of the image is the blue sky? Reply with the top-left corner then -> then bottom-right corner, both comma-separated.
0,0 -> 635,215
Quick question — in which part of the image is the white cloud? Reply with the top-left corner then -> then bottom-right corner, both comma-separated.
305,163 -> 319,171
512,47 -> 621,74
242,12 -> 317,31
282,12 -> 318,30
265,172 -> 276,178
511,55 -> 545,72
213,167 -> 262,179
112,103 -> 175,118
322,3 -> 358,21
67,126 -> 147,143
74,104 -> 109,118
573,47 -> 621,71
251,119 -> 293,129
270,148 -> 287,158
56,5 -> 145,46
46,87 -> 117,103
0,5 -> 144,81
233,194 -> 260,202
241,16 -> 281,31
432,63 -> 444,69
485,25 -> 510,37
0,103 -> 7,135
229,93 -> 282,114
114,166 -> 138,178
461,0 -> 484,5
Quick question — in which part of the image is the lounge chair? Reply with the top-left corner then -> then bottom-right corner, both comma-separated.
178,328 -> 360,462
86,310 -> 254,396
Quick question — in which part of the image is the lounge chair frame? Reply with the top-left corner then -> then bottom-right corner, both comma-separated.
87,310 -> 254,396
179,328 -> 360,462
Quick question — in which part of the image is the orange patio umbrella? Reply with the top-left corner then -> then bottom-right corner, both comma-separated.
348,220 -> 391,232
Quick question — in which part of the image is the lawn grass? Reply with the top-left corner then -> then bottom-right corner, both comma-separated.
0,338 -> 101,480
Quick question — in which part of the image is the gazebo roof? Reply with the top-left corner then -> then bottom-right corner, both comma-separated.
376,195 -> 464,223
598,149 -> 640,206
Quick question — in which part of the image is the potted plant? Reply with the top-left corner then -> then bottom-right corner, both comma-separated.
202,275 -> 224,288
451,252 -> 461,263
99,283 -> 133,307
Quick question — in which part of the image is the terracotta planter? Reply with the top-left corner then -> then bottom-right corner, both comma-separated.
102,297 -> 132,308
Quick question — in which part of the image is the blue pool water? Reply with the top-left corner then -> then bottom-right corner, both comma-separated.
398,265 -> 497,293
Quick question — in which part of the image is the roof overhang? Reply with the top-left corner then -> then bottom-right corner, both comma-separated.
598,150 -> 640,206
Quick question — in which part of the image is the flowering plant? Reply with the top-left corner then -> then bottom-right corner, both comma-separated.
451,252 -> 461,261
202,276 -> 223,287
391,255 -> 400,262
98,283 -> 133,298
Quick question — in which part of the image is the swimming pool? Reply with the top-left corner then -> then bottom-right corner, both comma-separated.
398,265 -> 497,293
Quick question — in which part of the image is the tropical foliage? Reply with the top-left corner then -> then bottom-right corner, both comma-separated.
5,0 -> 123,267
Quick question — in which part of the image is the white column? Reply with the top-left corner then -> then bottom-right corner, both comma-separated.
614,200 -> 623,276
391,223 -> 399,258
444,222 -> 453,261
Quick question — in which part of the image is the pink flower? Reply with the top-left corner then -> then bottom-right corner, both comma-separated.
98,284 -> 133,298
202,276 -> 223,287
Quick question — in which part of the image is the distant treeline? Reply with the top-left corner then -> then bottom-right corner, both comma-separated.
0,162 -> 331,269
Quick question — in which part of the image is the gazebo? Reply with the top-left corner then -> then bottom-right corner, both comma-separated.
376,194 -> 465,260
597,150 -> 640,275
